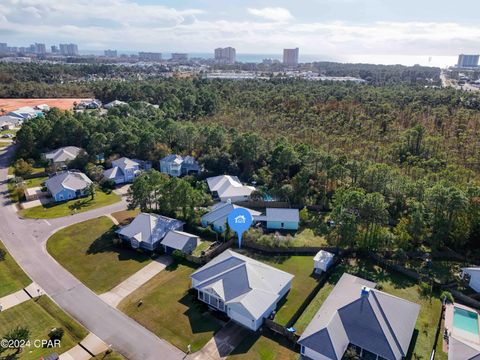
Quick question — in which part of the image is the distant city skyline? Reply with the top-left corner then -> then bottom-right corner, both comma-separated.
1,0 -> 479,66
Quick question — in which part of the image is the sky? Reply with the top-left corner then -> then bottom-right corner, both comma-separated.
1,0 -> 480,65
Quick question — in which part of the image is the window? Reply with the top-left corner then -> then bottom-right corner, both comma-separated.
198,291 -> 204,300
281,222 -> 284,228
300,346 -> 305,355
218,300 -> 225,311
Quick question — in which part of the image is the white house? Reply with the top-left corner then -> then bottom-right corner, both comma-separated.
191,250 -> 294,331
461,268 -> 480,293
160,154 -> 201,177
104,100 -> 127,109
206,175 -> 256,203
103,157 -> 141,184
8,106 -> 41,120
313,250 -> 334,273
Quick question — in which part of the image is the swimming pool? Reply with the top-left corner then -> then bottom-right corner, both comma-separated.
454,307 -> 479,335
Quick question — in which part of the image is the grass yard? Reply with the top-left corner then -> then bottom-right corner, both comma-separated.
111,209 -> 140,226
93,351 -> 126,359
118,260 -> 223,353
47,216 -> 152,293
0,242 -> 31,297
0,296 -> 88,360
236,251 -> 319,326
291,229 -> 328,247
192,241 -> 213,257
0,141 -> 10,148
19,191 -> 121,219
24,176 -> 48,188
293,257 -> 444,360
227,330 -> 299,360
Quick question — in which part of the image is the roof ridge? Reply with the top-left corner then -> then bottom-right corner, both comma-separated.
196,261 -> 247,287
370,291 -> 404,356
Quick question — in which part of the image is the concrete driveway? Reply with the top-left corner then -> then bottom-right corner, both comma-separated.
0,145 -> 184,360
188,321 -> 250,360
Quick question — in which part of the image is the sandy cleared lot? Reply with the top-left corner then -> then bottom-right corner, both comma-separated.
0,98 -> 85,112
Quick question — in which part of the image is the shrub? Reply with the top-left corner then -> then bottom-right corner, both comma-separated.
48,328 -> 64,343
0,248 -> 5,261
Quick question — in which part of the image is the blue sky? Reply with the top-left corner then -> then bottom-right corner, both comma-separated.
0,0 -> 479,63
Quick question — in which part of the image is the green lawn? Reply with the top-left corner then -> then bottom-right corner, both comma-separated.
19,191 -> 120,219
46,216 -> 152,293
227,330 -> 299,360
24,176 -> 48,188
0,129 -> 18,136
291,229 -> 328,247
0,296 -> 88,360
111,209 -> 140,226
294,257 -> 444,360
0,242 -> 31,297
0,141 -> 10,148
118,260 -> 223,353
192,241 -> 213,257
236,251 -> 319,326
93,351 -> 126,359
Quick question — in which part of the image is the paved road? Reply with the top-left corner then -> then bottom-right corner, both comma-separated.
0,145 -> 184,360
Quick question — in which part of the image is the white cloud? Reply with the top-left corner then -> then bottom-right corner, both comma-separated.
247,7 -> 294,22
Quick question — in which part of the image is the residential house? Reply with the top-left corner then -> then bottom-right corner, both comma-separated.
34,104 -> 50,111
104,100 -> 128,109
160,230 -> 200,254
254,208 -> 300,230
159,154 -> 201,177
44,146 -> 84,167
461,268 -> 480,292
314,250 -> 334,273
103,157 -> 141,184
298,273 -> 420,360
76,99 -> 102,110
191,249 -> 294,331
117,212 -> 184,251
201,202 -> 261,233
206,175 -> 256,203
0,115 -> 23,127
45,171 -> 92,202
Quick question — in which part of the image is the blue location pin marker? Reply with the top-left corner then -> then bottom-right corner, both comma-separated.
227,208 -> 253,249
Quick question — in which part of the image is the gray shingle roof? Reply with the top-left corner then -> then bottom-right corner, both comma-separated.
45,146 -> 83,163
160,230 -> 198,251
191,250 -> 294,318
45,171 -> 92,197
117,212 -> 184,246
298,273 -> 420,360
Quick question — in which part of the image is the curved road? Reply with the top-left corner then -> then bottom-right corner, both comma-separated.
0,145 -> 184,360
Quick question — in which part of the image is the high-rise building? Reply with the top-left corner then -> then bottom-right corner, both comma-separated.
59,43 -> 79,56
34,43 -> 46,54
171,53 -> 188,61
139,52 -> 162,61
51,45 -> 59,54
214,47 -> 236,64
0,43 -> 8,53
104,49 -> 118,57
457,54 -> 479,68
283,48 -> 299,66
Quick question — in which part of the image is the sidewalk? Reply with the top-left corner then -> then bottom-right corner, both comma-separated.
99,255 -> 173,308
59,333 -> 109,360
0,282 -> 44,311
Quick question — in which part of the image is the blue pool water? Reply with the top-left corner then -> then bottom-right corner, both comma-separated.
454,307 -> 479,335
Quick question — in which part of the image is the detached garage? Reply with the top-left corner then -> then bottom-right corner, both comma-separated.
191,250 -> 294,331
160,230 -> 199,255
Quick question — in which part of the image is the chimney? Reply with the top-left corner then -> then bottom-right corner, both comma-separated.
361,286 -> 370,298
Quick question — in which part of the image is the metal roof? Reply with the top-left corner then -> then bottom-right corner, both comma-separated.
160,230 -> 198,251
45,171 -> 92,197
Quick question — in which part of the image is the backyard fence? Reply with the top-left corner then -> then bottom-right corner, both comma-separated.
185,239 -> 235,265
243,242 -> 343,256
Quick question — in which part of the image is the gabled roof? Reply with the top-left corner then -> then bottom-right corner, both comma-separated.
45,171 -> 92,197
104,100 -> 127,108
160,230 -> 198,251
298,273 -> 420,360
111,157 -> 140,171
463,267 -> 480,275
191,250 -> 294,319
206,175 -> 256,199
255,208 -> 300,222
314,250 -> 334,263
201,202 -> 261,228
161,154 -> 184,164
45,146 -> 83,163
449,337 -> 480,360
117,212 -> 184,246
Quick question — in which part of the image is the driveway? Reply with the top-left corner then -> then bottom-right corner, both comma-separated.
0,145 -> 184,360
188,322 -> 250,360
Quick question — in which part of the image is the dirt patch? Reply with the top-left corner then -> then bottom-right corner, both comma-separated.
0,98 -> 86,112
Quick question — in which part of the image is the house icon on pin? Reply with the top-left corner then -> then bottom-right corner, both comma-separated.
234,215 -> 246,224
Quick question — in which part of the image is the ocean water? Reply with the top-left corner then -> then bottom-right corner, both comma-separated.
80,50 -> 458,68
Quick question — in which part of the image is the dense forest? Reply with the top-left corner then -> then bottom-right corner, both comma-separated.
11,73 -> 480,255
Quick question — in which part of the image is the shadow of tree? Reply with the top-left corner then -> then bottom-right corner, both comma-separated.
86,227 -> 151,263
178,291 -> 224,335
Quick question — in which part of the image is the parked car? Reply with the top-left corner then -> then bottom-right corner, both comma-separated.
2,134 -> 13,138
